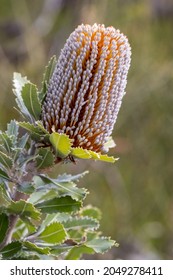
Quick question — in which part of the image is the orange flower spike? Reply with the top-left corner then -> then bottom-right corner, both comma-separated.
42,24 -> 131,153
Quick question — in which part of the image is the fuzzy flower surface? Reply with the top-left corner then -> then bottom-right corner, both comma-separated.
42,24 -> 131,153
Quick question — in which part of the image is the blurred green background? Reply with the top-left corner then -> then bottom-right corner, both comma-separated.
0,0 -> 173,259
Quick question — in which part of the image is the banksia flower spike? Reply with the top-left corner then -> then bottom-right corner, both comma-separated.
42,24 -> 131,158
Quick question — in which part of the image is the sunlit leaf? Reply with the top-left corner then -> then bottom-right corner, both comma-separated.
13,72 -> 32,121
71,147 -> 117,163
38,222 -> 67,244
71,148 -> 91,159
49,132 -> 72,158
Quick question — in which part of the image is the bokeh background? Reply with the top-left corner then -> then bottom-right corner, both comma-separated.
0,0 -> 173,259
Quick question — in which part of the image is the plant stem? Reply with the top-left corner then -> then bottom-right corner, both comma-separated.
0,190 -> 28,250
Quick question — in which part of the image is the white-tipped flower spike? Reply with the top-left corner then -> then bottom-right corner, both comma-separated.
42,24 -> 131,153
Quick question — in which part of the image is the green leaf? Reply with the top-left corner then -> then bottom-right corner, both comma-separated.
40,55 -> 57,102
63,217 -> 99,231
36,147 -> 54,169
18,182 -> 35,195
66,245 -> 94,260
86,237 -> 115,254
7,200 -> 41,220
0,132 -> 13,153
35,196 -> 81,214
0,151 -> 13,169
21,83 -> 41,120
49,132 -> 72,158
0,168 -> 10,181
17,133 -> 29,149
13,72 -> 32,121
37,174 -> 87,201
41,213 -> 70,232
80,205 -> 102,220
89,150 -> 117,163
97,153 -> 118,163
56,171 -> 89,183
71,148 -> 91,159
18,122 -> 47,141
0,184 -> 10,207
0,241 -> 22,259
38,222 -> 67,245
0,213 -> 9,243
13,218 -> 36,240
6,120 -> 19,143
23,241 -> 50,255
71,147 -> 117,163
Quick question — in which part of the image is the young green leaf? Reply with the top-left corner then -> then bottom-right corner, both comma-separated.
71,148 -> 91,159
7,200 -> 41,220
71,147 -> 117,163
36,147 -> 54,169
6,120 -> 19,144
49,132 -> 72,158
0,151 -> 13,169
40,55 -> 57,102
0,213 -> 9,243
0,241 -> 22,259
89,150 -> 117,163
17,133 -> 29,149
21,83 -> 41,120
38,222 -> 67,245
35,196 -> 81,214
